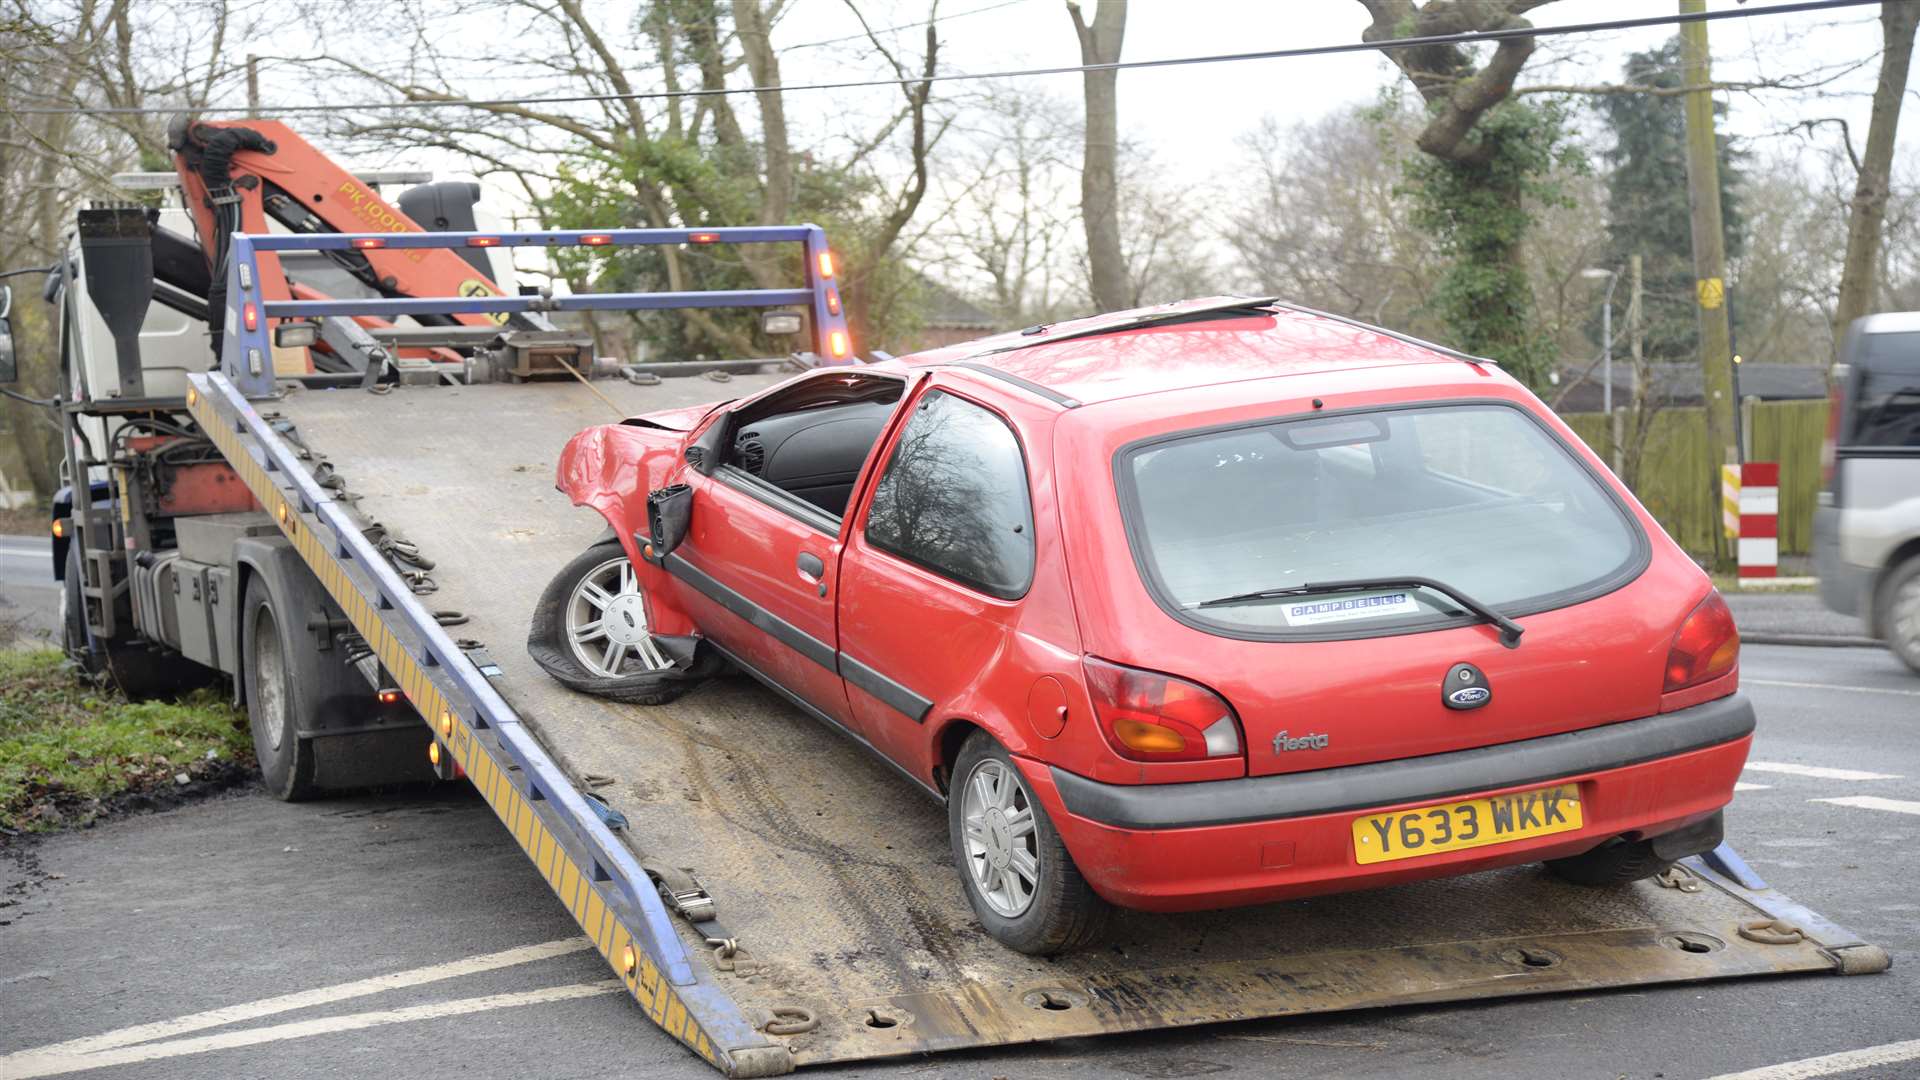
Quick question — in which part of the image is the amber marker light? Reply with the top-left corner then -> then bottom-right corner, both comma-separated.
51,519 -> 65,539
829,330 -> 849,359
378,689 -> 401,705
350,237 -> 386,249
580,234 -> 613,246
186,387 -> 198,407
466,236 -> 503,247
816,250 -> 835,278
438,711 -> 454,737
621,945 -> 638,976
687,231 -> 719,244
428,741 -> 442,767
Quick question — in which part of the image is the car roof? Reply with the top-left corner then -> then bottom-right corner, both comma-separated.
1854,311 -> 1920,335
900,297 -> 1479,407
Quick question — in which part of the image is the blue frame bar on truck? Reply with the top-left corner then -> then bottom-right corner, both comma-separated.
215,225 -> 853,398
184,225 -> 850,1077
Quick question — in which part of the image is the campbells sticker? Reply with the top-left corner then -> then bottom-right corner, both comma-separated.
1282,591 -> 1420,627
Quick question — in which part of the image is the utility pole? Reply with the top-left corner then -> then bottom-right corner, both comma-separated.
246,55 -> 261,118
1678,0 -> 1737,559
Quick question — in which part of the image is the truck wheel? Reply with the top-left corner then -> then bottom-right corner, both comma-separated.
949,731 -> 1111,955
1545,838 -> 1670,887
527,540 -> 712,705
1879,555 -> 1920,675
242,574 -> 320,800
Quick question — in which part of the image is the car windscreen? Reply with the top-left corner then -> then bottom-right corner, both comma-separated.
1117,403 -> 1647,639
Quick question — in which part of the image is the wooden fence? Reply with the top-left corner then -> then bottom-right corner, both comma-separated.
1559,400 -> 1827,556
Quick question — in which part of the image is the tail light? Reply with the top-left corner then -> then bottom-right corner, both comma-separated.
580,234 -> 613,246
349,237 -> 386,250
466,236 -> 502,247
1665,592 -> 1739,692
1084,657 -> 1242,762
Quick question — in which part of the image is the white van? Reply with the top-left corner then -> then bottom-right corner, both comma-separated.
1815,312 -> 1920,672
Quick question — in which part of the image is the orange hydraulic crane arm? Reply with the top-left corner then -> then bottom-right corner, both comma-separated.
169,117 -> 519,365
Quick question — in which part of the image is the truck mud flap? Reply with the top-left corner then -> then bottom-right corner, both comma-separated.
209,374 -> 1889,1078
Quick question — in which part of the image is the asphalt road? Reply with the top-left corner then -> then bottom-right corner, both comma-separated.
0,534 -> 58,646
3,645 -> 1918,1080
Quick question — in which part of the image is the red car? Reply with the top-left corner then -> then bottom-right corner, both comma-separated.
537,297 -> 1748,955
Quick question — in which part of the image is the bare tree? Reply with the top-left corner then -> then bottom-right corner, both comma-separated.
1831,0 -> 1919,355
1067,0 -> 1126,314
1222,105 -> 1442,335
1,0 -> 262,493
1360,0 -> 1554,165
314,0 -> 944,355
926,87 -> 1079,327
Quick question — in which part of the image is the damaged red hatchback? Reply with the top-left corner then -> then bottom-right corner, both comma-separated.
539,297 -> 1749,955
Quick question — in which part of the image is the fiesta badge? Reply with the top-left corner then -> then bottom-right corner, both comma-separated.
1444,662 -> 1491,710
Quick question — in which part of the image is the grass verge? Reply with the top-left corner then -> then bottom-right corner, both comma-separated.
1,649 -> 252,835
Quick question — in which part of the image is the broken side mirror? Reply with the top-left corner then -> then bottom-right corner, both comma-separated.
0,285 -> 16,384
646,484 -> 693,560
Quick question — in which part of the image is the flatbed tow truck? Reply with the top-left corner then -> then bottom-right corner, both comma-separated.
5,131 -> 1889,1076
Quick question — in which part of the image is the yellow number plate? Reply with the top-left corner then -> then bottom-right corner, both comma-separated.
1352,783 -> 1583,865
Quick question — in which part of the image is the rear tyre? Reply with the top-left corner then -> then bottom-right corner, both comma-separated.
527,540 -> 714,705
242,574 -> 319,801
949,731 -> 1111,955
1879,555 -> 1920,676
1545,838 -> 1671,887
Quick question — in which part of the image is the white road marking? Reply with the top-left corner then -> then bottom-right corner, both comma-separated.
0,981 -> 623,1080
1,936 -> 590,1062
1812,796 -> 1920,817
1746,678 -> 1920,698
1734,782 -> 1771,792
1741,762 -> 1903,782
1703,1037 -> 1920,1079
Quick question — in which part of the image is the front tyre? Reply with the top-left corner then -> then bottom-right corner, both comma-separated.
949,731 -> 1111,955
527,540 -> 712,705
242,574 -> 319,801
1880,555 -> 1920,676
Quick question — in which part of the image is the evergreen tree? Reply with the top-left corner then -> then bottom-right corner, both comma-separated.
1597,38 -> 1745,364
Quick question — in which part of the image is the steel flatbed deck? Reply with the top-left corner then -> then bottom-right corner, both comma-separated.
182,368 -> 1888,1077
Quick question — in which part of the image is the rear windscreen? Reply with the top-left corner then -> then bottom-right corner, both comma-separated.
1849,331 -> 1920,448
1119,403 -> 1646,639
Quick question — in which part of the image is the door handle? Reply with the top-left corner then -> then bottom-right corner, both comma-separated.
797,551 -> 826,581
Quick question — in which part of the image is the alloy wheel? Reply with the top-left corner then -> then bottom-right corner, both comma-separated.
961,758 -> 1041,918
565,556 -> 672,678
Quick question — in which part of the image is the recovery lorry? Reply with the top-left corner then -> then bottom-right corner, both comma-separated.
0,119 -> 1889,1076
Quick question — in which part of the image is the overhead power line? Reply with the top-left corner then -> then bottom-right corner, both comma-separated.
8,0 -> 1881,118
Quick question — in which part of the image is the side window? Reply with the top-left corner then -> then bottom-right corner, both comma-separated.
864,389 -> 1035,599
1853,332 -> 1920,448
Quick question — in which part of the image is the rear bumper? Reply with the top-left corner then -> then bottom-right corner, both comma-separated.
1025,694 -> 1754,912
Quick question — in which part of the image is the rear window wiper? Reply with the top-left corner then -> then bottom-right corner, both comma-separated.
1196,575 -> 1526,649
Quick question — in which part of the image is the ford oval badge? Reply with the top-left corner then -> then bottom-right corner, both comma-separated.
1444,662 -> 1491,711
